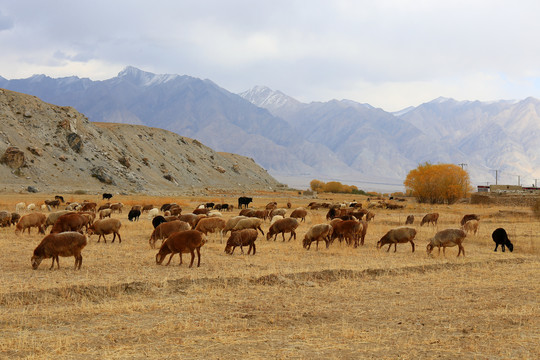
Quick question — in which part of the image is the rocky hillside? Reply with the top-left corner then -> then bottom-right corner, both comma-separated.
0,88 -> 282,195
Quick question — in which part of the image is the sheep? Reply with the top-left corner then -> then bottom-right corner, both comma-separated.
147,208 -> 159,219
193,208 -> 210,215
152,215 -> 167,229
41,204 -> 50,212
169,205 -> 182,216
31,232 -> 87,270
142,204 -> 154,213
265,201 -> 278,210
194,217 -> 226,243
377,227 -> 417,253
426,228 -> 467,257
303,224 -> 333,250
239,208 -> 256,217
178,213 -> 201,228
131,205 -> 142,212
358,219 -> 368,246
110,203 -> 123,213
15,202 -> 26,213
224,229 -> 258,255
155,230 -> 207,267
405,215 -> 414,225
43,210 -> 74,231
27,203 -> 36,211
128,209 -> 141,221
0,210 -> 12,227
99,208 -> 112,219
87,218 -> 122,243
266,218 -> 299,241
50,213 -> 87,234
149,220 -> 191,248
232,218 -> 265,235
462,219 -> 479,235
492,228 -> 514,252
15,213 -> 46,235
270,215 -> 283,225
208,210 -> 223,217
65,202 -> 79,211
80,202 -> 97,212
420,213 -> 439,226
270,208 -> 287,218
223,216 -> 248,235
289,208 -> 308,222
331,220 -> 363,247
10,212 -> 20,226
460,214 -> 480,226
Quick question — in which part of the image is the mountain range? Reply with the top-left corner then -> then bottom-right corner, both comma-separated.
2,66 -> 539,191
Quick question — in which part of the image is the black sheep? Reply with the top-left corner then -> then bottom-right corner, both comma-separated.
128,209 -> 141,222
492,228 -> 514,252
152,215 -> 167,229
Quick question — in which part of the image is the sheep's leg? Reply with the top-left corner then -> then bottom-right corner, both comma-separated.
258,226 -> 265,235
502,244 -> 506,252
282,232 -> 286,242
251,242 -> 256,255
189,250 -> 195,268
410,241 -> 415,253
494,244 -> 499,252
443,246 -> 447,256
165,253 -> 175,266
50,257 -> 56,270
386,244 -> 392,252
240,245 -> 245,254
394,243 -> 398,252
219,230 -> 223,244
112,233 -> 116,243
458,244 -> 465,257
116,232 -> 122,243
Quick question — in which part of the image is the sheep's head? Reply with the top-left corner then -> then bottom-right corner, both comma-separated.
155,252 -> 166,265
426,242 -> 435,255
302,236 -> 311,249
506,241 -> 514,252
31,255 -> 43,270
224,243 -> 233,254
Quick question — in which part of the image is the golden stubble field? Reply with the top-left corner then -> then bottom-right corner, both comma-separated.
0,192 -> 538,359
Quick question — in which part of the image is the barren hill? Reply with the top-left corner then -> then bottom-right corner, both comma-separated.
0,88 -> 282,195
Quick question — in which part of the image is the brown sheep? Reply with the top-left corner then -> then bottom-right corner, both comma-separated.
10,212 -> 21,226
142,204 -> 154,213
50,213 -> 87,234
270,208 -> 287,218
110,203 -> 123,213
224,229 -> 258,255
31,231 -> 87,270
303,224 -> 333,250
178,213 -> 201,228
405,215 -> 414,225
427,229 -> 467,257
87,218 -> 122,243
420,213 -> 439,226
331,220 -> 363,247
155,230 -> 207,267
80,202 -> 97,212
233,218 -> 265,235
99,208 -> 112,219
0,210 -> 12,227
266,218 -> 299,241
98,203 -> 111,211
377,227 -> 417,252
193,208 -> 210,215
462,219 -> 479,235
239,208 -> 256,217
460,214 -> 479,226
15,213 -> 47,235
223,216 -> 248,235
265,201 -> 278,210
149,220 -> 191,248
194,217 -> 226,243
289,208 -> 308,222
43,210 -> 74,231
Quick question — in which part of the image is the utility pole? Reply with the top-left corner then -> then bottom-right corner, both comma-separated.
492,170 -> 499,185
458,163 -> 467,170
535,179 -> 539,188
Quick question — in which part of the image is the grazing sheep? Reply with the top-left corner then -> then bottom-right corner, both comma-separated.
233,218 -> 265,235
195,217 -> 227,243
270,208 -> 287,218
377,227 -> 417,253
405,215 -> 414,225
15,202 -> 26,213
43,210 -> 74,231
265,201 -> 278,210
331,220 -> 363,247
142,204 -> 154,213
462,219 -> 479,235
27,203 -> 36,211
223,216 -> 248,235
31,232 -> 87,270
149,220 -> 191,248
15,213 -> 46,235
238,196 -> 253,209
208,210 -> 223,217
492,228 -> 514,252
87,218 -> 122,243
131,205 -> 142,212
0,211 -> 12,227
426,228 -> 467,257
50,213 -> 87,234
169,205 -> 182,216
178,213 -> 201,228
80,202 -> 97,212
358,219 -> 368,246
128,209 -> 141,222
270,215 -> 283,225
289,208 -> 308,222
365,211 -> 375,222
102,193 -> 113,200
303,224 -> 333,250
99,208 -> 112,219
420,213 -> 439,226
10,212 -> 21,226
252,210 -> 269,220
98,203 -> 111,211
65,202 -> 80,211
239,208 -> 256,217
110,203 -> 123,213
155,230 -> 207,267
460,214 -> 480,226
152,215 -> 167,229
147,208 -> 159,219
55,195 -> 65,203
224,229 -> 258,255
266,218 -> 299,241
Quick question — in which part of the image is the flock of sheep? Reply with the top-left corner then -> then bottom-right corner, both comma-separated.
0,195 -> 515,271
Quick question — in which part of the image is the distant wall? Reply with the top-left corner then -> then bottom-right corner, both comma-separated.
471,193 -> 540,207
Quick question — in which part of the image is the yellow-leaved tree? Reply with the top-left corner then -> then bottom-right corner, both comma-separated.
404,162 -> 472,204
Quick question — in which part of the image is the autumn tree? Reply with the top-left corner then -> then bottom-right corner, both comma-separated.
404,162 -> 472,204
310,179 -> 325,192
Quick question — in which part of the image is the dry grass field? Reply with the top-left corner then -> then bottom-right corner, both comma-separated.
0,192 -> 538,359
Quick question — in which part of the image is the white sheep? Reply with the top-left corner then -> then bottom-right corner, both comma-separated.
27,203 -> 36,211
15,202 -> 26,213
147,208 -> 159,219
270,215 -> 284,225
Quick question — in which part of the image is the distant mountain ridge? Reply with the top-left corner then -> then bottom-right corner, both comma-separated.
2,67 -> 540,190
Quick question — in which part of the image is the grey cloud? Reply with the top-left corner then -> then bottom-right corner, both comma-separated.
0,11 -> 14,31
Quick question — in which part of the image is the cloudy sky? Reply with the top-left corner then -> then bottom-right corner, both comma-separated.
1,0 -> 539,111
